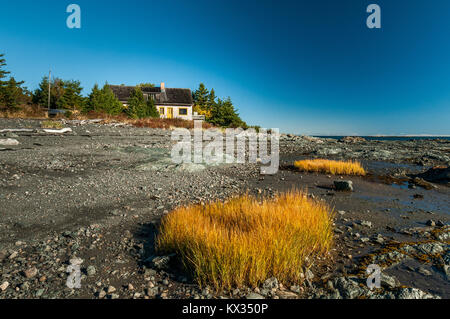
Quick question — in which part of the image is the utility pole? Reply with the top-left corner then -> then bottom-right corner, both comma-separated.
47,70 -> 51,110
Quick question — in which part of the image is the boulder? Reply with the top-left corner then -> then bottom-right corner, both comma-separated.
396,288 -> 440,299
334,180 -> 354,192
416,166 -> 450,185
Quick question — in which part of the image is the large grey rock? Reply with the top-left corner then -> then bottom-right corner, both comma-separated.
333,277 -> 364,299
417,243 -> 444,255
380,273 -> 400,289
396,288 -> 440,299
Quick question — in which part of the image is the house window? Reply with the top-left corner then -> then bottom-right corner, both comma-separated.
159,107 -> 165,115
178,108 -> 188,116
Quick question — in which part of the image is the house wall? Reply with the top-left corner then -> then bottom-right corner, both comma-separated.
157,105 -> 193,121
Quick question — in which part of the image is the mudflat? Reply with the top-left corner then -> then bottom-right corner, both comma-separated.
0,118 -> 449,299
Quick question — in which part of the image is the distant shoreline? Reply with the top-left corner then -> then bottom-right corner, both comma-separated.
313,135 -> 450,141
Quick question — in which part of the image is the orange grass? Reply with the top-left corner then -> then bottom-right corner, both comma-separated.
294,159 -> 366,176
156,190 -> 334,290
0,105 -> 48,119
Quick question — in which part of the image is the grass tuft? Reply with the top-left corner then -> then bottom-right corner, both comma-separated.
156,190 -> 334,290
294,159 -> 366,176
41,120 -> 64,129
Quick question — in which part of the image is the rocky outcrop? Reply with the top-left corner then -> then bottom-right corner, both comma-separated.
416,166 -> 450,185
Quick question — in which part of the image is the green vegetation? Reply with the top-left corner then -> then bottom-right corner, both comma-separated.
32,77 -> 85,110
193,83 -> 247,128
0,52 -> 255,128
137,83 -> 155,88
125,87 -> 159,119
85,84 -> 123,115
0,54 -> 29,110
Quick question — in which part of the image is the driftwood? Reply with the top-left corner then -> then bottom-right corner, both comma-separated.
42,128 -> 73,134
0,129 -> 34,133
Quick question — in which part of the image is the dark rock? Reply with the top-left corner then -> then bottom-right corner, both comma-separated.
145,254 -> 175,270
426,220 -> 436,227
334,180 -> 354,192
416,166 -> 450,185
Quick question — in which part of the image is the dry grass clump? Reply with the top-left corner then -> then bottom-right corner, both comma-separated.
1,107 -> 215,129
41,120 -> 65,129
128,117 -> 214,129
0,105 -> 48,119
71,111 -> 214,129
294,159 -> 366,176
156,190 -> 334,290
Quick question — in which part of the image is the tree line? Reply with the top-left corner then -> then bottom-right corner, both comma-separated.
1,53 -> 250,127
192,83 -> 251,128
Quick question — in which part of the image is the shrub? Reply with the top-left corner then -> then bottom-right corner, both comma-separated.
294,159 -> 366,176
156,190 -> 334,290
0,104 -> 48,119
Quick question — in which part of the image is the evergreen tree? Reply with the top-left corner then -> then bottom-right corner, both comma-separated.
207,88 -> 217,114
146,97 -> 160,118
33,77 -> 84,110
210,97 -> 247,128
193,83 -> 210,108
0,54 -> 28,110
126,87 -> 150,119
0,54 -> 9,85
58,80 -> 84,110
1,77 -> 25,110
86,84 -> 123,115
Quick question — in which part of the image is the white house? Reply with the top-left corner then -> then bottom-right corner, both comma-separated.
109,83 -> 194,120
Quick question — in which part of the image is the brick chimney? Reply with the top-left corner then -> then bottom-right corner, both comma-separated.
160,82 -> 165,92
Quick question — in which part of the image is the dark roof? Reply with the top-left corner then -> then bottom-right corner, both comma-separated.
108,85 -> 193,106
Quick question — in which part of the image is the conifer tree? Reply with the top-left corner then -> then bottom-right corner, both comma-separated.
86,84 -> 123,115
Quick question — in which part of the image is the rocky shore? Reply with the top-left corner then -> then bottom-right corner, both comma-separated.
0,119 -> 449,299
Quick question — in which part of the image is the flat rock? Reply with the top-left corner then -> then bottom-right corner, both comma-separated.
0,138 -> 19,146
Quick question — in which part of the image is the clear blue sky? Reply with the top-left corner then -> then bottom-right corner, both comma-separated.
1,0 -> 449,135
